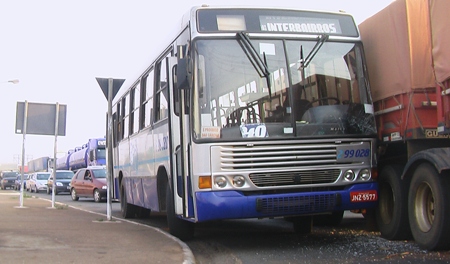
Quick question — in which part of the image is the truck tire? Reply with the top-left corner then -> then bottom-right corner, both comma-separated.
165,184 -> 194,240
376,165 -> 411,240
120,182 -> 137,218
408,163 -> 450,250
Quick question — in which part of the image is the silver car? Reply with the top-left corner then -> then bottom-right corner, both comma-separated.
28,172 -> 51,193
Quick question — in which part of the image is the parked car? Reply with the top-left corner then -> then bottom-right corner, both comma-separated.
14,174 -> 28,190
28,172 -> 51,193
1,171 -> 18,190
47,170 -> 74,195
70,166 -> 107,202
26,174 -> 34,192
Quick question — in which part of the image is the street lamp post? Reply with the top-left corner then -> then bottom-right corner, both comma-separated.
2,79 -> 24,207
1,79 -> 19,85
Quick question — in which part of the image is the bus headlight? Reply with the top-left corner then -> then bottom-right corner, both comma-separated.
214,176 -> 227,188
359,169 -> 371,181
232,176 -> 245,187
343,170 -> 356,181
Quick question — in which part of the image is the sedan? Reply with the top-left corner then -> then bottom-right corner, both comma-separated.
47,170 -> 74,194
14,174 -> 28,190
28,172 -> 51,193
70,166 -> 107,202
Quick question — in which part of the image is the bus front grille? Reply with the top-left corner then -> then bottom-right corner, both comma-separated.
256,193 -> 338,214
249,169 -> 340,187
213,141 -> 340,171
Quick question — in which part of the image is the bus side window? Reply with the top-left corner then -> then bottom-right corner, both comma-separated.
129,86 -> 135,135
155,55 -> 169,122
142,70 -> 154,127
123,94 -> 129,138
120,97 -> 126,140
131,82 -> 140,134
114,103 -> 121,143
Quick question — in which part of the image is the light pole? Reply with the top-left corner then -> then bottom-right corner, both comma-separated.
1,79 -> 19,85
2,79 -> 25,208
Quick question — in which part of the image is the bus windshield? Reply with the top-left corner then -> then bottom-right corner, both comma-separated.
192,37 -> 376,141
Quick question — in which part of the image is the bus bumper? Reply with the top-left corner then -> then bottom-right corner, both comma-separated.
195,182 -> 378,222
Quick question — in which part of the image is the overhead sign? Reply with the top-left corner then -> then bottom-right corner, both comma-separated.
15,102 -> 67,136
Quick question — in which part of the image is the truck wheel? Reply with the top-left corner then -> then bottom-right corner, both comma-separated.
165,184 -> 194,240
408,163 -> 450,250
376,165 -> 411,240
120,182 -> 137,218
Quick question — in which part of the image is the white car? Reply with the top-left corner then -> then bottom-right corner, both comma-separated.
28,172 -> 51,193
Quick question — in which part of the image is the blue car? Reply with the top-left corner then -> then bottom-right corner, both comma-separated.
14,174 -> 28,190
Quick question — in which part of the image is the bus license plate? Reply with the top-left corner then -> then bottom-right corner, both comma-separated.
350,190 -> 377,202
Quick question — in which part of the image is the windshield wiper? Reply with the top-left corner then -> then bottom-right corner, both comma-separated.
300,34 -> 329,69
236,32 -> 272,98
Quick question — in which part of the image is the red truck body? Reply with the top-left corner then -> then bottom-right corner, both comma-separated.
361,0 -> 450,142
359,0 -> 450,250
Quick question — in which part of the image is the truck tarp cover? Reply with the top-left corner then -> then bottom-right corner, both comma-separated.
359,0 -> 450,101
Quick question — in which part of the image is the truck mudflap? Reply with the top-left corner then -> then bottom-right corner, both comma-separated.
403,148 -> 450,178
195,183 -> 378,222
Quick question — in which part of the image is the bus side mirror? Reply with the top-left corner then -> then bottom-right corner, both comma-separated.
177,58 -> 189,90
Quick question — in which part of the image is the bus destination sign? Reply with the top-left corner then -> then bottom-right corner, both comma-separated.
259,16 -> 342,34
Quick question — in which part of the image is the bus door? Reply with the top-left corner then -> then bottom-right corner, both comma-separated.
168,57 -> 192,218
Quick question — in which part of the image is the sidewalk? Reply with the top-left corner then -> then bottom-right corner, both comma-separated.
0,190 -> 194,264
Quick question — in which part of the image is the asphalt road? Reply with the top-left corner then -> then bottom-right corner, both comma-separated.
15,189 -> 450,264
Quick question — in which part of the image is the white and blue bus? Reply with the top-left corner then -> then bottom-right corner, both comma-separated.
112,5 -> 378,240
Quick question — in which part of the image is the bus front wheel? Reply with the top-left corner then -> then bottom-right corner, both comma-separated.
165,184 -> 195,240
120,183 -> 137,218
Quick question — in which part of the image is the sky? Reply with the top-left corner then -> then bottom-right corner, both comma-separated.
0,0 -> 394,166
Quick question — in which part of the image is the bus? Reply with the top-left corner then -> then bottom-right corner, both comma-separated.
111,5 -> 378,240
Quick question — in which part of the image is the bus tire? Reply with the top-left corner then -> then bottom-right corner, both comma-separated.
313,211 -> 344,226
137,207 -> 151,219
376,165 -> 411,240
165,184 -> 194,240
408,163 -> 450,250
120,182 -> 137,218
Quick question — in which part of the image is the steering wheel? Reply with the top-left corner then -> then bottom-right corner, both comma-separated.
306,97 -> 340,108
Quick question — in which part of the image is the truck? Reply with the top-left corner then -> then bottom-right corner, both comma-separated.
27,156 -> 52,172
56,138 -> 106,171
359,0 -> 450,250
